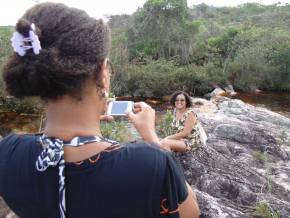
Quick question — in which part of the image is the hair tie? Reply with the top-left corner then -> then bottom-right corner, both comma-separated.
11,23 -> 42,56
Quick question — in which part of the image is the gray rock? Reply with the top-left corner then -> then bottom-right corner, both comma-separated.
191,97 -> 218,113
224,85 -> 237,96
206,87 -> 226,99
175,97 -> 290,217
214,124 -> 255,144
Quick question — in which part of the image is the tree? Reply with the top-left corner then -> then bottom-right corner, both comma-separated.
127,0 -> 199,64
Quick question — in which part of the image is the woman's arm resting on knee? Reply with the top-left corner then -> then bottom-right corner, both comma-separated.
179,182 -> 200,218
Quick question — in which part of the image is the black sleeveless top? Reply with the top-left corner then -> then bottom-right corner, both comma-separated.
0,134 -> 188,218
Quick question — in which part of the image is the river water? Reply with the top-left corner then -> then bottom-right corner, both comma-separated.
232,91 -> 290,118
0,91 -> 289,136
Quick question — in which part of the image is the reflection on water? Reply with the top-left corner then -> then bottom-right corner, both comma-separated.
233,91 -> 290,118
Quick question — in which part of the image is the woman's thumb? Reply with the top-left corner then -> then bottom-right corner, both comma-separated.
126,111 -> 135,120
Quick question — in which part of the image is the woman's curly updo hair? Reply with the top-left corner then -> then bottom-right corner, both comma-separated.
3,2 -> 110,100
170,91 -> 192,108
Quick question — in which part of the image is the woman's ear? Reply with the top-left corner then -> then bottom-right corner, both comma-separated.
99,58 -> 110,90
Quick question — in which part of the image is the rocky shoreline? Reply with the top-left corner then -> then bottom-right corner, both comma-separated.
0,97 -> 290,217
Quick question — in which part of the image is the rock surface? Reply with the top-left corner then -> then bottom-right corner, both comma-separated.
205,87 -> 226,99
224,85 -> 237,96
175,97 -> 290,217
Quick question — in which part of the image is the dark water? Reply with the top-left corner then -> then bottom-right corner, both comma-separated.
0,91 -> 289,136
232,91 -> 290,118
0,112 -> 41,136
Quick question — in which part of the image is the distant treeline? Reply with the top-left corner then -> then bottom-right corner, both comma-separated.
108,1 -> 290,97
1,1 -> 290,103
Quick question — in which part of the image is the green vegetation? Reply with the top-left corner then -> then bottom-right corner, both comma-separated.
1,1 -> 290,111
276,130 -> 288,146
0,26 -> 13,97
112,59 -> 211,98
0,96 -> 40,113
156,110 -> 174,138
0,26 -> 12,66
0,26 -> 39,113
100,120 -> 133,142
255,201 -> 281,218
108,1 -> 290,97
252,150 -> 267,164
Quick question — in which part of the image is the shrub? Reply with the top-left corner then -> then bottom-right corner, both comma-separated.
0,96 -> 41,114
252,150 -> 267,164
0,26 -> 41,113
100,120 -> 133,143
111,59 -> 212,98
156,110 -> 174,138
276,130 -> 288,146
255,201 -> 281,218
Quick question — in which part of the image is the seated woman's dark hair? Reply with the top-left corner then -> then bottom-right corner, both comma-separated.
2,2 -> 110,100
170,91 -> 192,108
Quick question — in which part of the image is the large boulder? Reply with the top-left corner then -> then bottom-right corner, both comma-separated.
205,87 -> 226,99
175,97 -> 290,217
224,85 -> 237,96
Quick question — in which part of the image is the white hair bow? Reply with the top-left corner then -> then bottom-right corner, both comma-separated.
11,23 -> 42,56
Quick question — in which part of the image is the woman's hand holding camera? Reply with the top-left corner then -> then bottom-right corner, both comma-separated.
126,102 -> 160,145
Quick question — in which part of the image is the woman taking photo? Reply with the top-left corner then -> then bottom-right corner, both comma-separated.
0,3 -> 199,218
161,91 -> 201,152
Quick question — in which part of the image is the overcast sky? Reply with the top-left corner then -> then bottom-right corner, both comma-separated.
1,0 -> 289,25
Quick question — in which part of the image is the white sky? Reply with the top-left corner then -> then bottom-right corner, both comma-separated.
1,0 -> 289,25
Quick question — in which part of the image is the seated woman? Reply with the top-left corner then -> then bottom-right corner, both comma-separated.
161,91 -> 201,152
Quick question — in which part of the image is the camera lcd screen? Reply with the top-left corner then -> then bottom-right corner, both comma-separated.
110,102 -> 130,115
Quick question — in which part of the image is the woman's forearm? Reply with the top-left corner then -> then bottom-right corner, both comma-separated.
179,182 -> 200,218
167,131 -> 189,140
142,130 -> 161,145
